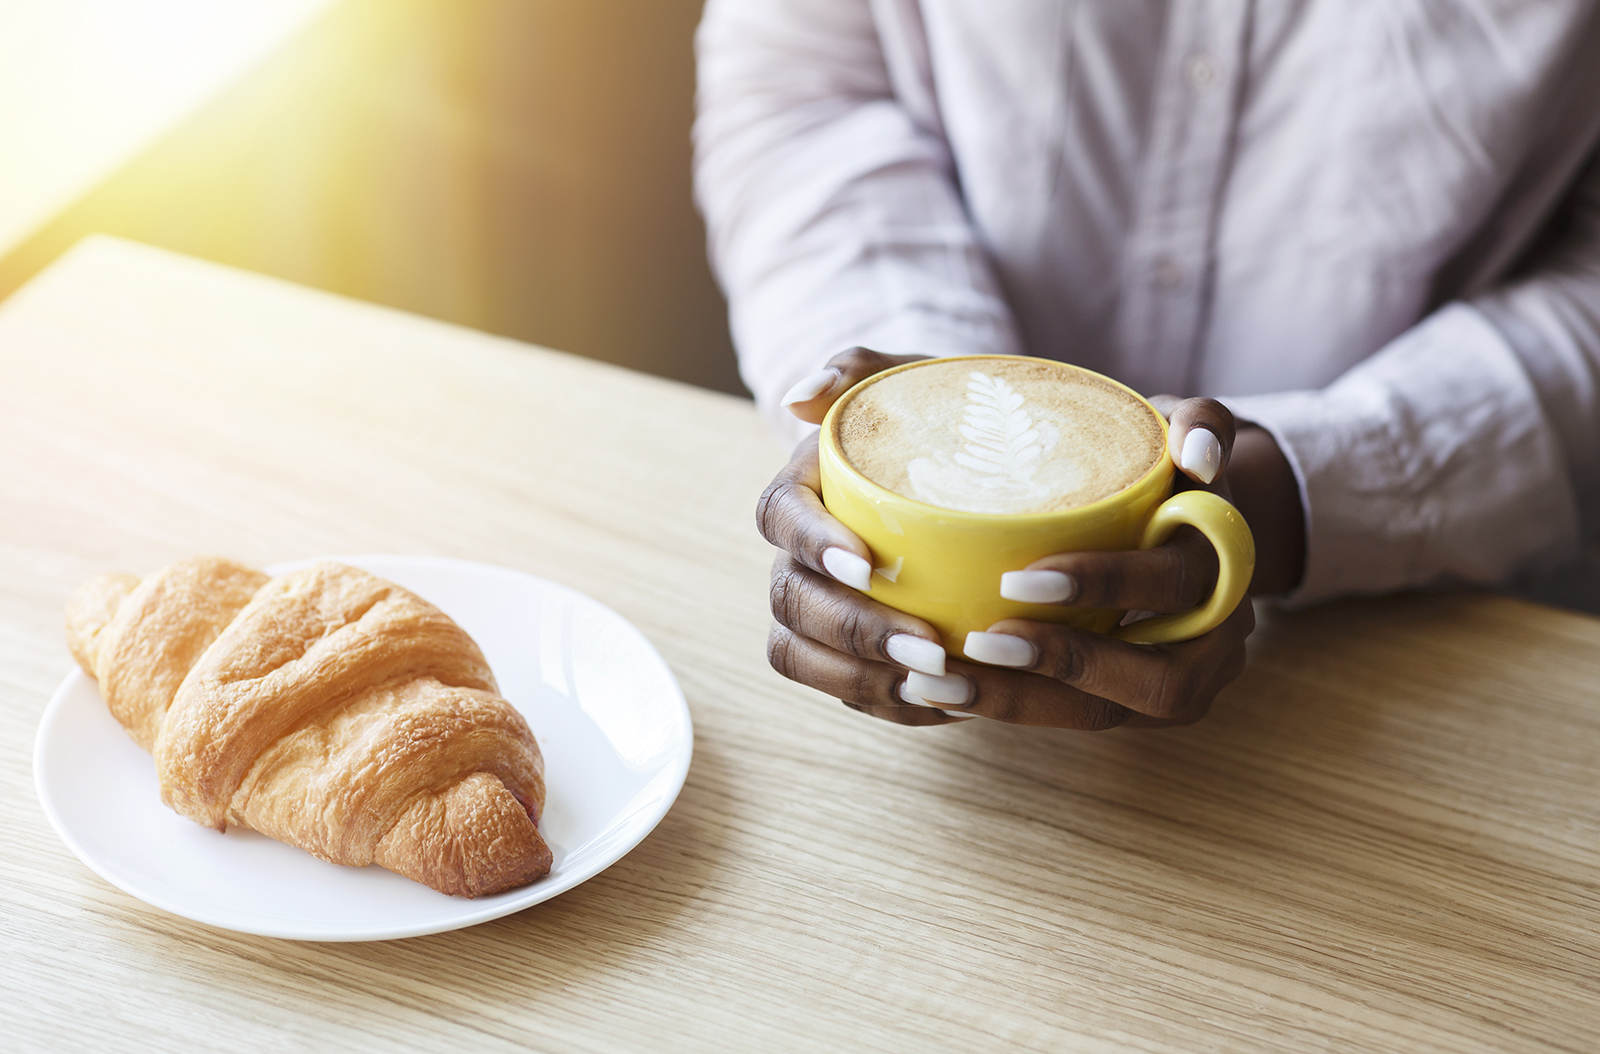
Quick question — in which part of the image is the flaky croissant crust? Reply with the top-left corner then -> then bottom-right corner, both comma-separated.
65,557 -> 552,898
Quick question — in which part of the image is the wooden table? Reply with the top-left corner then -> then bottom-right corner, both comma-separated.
4,236 -> 1598,1053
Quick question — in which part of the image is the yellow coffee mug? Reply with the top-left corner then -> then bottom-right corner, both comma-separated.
818,356 -> 1255,656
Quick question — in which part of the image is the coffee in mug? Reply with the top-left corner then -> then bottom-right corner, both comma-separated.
834,357 -> 1166,515
818,356 -> 1254,657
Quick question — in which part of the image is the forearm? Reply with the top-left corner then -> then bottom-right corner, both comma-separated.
1473,151 -> 1600,535
1223,149 -> 1600,607
1225,425 -> 1306,596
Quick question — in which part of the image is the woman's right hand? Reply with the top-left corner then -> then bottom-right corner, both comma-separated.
773,346 -> 929,428
759,348 -> 965,723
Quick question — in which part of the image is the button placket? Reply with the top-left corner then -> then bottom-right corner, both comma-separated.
1151,255 -> 1186,291
1114,0 -> 1252,397
1184,52 -> 1220,91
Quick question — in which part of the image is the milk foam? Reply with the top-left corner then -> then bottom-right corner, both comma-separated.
834,359 -> 1164,515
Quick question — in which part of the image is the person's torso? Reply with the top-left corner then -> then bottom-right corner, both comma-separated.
895,0 -> 1600,397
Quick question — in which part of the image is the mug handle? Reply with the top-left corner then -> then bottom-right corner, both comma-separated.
1112,490 -> 1256,645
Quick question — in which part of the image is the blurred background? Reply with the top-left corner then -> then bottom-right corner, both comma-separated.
0,0 -> 744,395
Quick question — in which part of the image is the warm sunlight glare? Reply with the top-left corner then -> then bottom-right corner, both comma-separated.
0,0 -> 336,255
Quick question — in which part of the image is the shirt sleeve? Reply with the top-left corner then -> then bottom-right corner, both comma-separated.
1225,155 -> 1600,606
693,0 -> 1022,447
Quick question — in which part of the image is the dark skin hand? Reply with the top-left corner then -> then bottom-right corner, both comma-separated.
759,347 -> 1307,728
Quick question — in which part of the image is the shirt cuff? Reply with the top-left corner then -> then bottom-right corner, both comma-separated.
1223,303 -> 1580,607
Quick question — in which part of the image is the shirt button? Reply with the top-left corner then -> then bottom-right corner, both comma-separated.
1151,255 -> 1185,290
1184,53 -> 1218,90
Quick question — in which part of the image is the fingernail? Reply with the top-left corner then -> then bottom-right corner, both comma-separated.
780,368 -> 841,407
963,631 -> 1034,668
885,634 -> 946,676
999,570 -> 1077,604
898,681 -> 937,707
1179,427 -> 1222,484
822,547 -> 873,591
904,670 -> 972,706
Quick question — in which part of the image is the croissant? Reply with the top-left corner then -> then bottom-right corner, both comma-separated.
64,557 -> 552,898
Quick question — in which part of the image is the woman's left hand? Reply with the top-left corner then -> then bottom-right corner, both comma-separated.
772,518 -> 1255,727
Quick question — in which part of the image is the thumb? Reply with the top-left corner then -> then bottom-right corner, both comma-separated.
779,347 -> 928,424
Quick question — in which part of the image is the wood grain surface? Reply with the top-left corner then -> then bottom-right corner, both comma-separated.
3,236 -> 1597,1053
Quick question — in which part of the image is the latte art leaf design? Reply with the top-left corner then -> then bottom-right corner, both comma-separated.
953,372 -> 1045,484
903,371 -> 1080,514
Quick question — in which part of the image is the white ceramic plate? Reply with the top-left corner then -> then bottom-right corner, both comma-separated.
34,554 -> 692,941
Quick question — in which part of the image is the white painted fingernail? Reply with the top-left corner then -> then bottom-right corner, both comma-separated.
822,547 -> 873,591
905,670 -> 972,706
1180,427 -> 1222,484
780,368 -> 841,407
898,681 -> 937,707
999,570 -> 1077,604
963,631 -> 1034,668
885,634 -> 946,676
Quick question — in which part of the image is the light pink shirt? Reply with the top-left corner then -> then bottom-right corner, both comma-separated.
693,0 -> 1600,605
